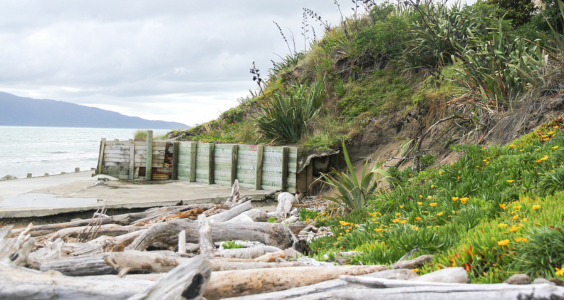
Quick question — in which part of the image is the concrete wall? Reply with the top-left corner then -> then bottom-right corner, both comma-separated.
97,139 -> 298,192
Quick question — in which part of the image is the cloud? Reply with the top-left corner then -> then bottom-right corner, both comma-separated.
0,0 -> 355,126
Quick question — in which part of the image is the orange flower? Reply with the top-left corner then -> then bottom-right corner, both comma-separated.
430,203 -> 438,207
415,217 -> 422,221
400,205 -> 405,209
533,205 -> 541,210
400,220 -> 408,224
452,197 -> 459,201
392,219 -> 400,223
498,239 -> 510,246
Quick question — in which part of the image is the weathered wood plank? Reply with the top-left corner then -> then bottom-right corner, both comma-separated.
172,141 -> 179,180
129,142 -> 135,180
209,143 -> 215,185
97,139 -> 106,175
190,142 -> 197,182
146,130 -> 153,181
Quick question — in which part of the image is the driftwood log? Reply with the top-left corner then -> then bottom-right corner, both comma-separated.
0,256 -> 211,300
203,265 -> 387,300
12,204 -> 213,237
39,250 -> 192,276
126,220 -> 296,251
289,284 -> 564,300
197,214 -> 214,259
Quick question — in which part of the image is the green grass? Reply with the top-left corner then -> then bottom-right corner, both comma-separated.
309,117 -> 564,283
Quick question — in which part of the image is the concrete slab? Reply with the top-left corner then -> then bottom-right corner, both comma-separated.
0,172 -> 270,218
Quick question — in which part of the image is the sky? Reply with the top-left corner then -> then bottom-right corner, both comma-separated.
0,1 -> 359,126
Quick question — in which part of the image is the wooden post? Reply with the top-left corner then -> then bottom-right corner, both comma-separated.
190,142 -> 197,182
145,130 -> 153,181
172,142 -> 180,180
281,147 -> 289,192
208,143 -> 215,185
129,142 -> 135,181
255,145 -> 264,190
96,138 -> 106,175
231,145 -> 239,186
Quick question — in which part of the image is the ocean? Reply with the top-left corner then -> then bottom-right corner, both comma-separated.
0,126 -> 169,179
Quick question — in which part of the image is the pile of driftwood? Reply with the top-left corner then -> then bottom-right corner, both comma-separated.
2,180 -> 564,300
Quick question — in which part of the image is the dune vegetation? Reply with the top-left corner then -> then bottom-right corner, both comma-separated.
168,0 -> 564,283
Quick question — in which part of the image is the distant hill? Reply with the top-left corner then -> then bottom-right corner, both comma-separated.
0,92 -> 187,129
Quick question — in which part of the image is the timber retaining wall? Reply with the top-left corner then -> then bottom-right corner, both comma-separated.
95,132 -> 298,192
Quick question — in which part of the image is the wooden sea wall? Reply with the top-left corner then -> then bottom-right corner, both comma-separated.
96,135 -> 298,192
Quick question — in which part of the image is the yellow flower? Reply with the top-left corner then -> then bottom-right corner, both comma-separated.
412,268 -> 419,272
431,185 -> 435,188
400,220 -> 408,224
452,197 -> 459,201
375,228 -> 383,232
415,217 -> 422,221
548,131 -> 555,135
554,146 -> 560,150
509,225 -> 519,232
346,229 -> 350,233
522,238 -> 528,243
430,203 -> 438,207
420,195 -> 423,199
510,144 -> 515,148
555,126 -> 560,128
541,155 -> 549,161
515,237 -> 522,243
437,212 -> 444,216
556,268 -> 564,277
513,215 -> 519,220
417,202 -> 423,205
340,233 -> 343,235
428,196 -> 433,199
533,205 -> 541,210
499,204 -> 507,209
439,171 -> 443,175
396,213 -> 401,217
522,218 -> 528,222
498,223 -> 508,228
513,205 -> 521,210
400,205 -> 405,209
423,211 -> 429,213
507,180 -> 514,183
498,239 -> 510,246
392,219 -> 400,223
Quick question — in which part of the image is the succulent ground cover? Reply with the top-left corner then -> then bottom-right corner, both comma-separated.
307,117 -> 564,283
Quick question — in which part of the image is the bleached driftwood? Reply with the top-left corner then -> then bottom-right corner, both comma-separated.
208,201 -> 252,223
209,260 -> 309,271
0,224 -> 35,267
197,214 -> 214,259
391,254 -> 434,269
87,230 -> 145,252
127,255 -> 211,300
11,204 -> 213,237
215,245 -> 281,259
126,220 -> 296,251
47,224 -> 145,243
253,250 -> 286,262
224,179 -> 252,208
203,265 -> 387,300
178,230 -> 186,254
28,239 -> 104,269
288,284 -> 564,300
39,250 -> 191,276
276,192 -> 296,218
0,256 -> 210,300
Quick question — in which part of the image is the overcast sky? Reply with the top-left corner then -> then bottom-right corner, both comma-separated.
0,1 -> 360,126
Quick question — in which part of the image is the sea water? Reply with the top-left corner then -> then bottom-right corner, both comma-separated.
0,126 -> 169,179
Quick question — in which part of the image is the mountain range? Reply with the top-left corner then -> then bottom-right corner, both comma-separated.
0,92 -> 187,129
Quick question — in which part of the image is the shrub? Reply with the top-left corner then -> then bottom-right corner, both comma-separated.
487,0 -> 537,26
222,241 -> 244,249
513,227 -> 564,278
538,167 -> 564,195
322,141 -> 395,211
256,79 -> 326,144
133,130 -> 147,141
